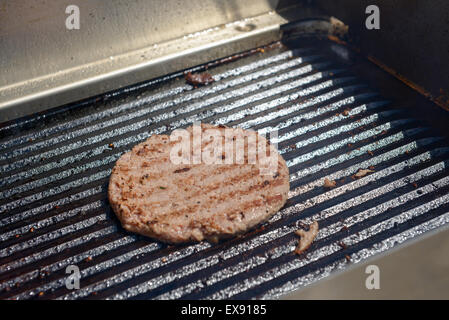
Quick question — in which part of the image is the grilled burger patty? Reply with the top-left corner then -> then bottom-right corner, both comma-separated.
108,124 -> 290,243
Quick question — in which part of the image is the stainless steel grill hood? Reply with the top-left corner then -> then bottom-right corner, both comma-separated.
0,0 -> 290,121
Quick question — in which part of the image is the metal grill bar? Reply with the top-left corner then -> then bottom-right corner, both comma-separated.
1,40 -> 449,300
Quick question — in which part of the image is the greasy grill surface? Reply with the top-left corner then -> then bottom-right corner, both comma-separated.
1,39 -> 449,300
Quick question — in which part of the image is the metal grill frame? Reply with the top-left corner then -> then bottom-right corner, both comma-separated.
1,38 -> 449,300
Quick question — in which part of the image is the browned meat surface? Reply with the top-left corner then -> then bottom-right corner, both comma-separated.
185,72 -> 215,86
295,221 -> 319,255
108,124 -> 290,243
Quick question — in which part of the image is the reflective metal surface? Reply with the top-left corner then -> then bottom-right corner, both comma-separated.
1,38 -> 449,299
0,0 -> 289,121
282,224 -> 449,299
315,0 -> 449,111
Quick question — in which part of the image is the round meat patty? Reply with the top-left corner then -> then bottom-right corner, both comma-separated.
108,123 -> 290,243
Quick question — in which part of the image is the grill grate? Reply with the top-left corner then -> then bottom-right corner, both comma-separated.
1,39 -> 449,300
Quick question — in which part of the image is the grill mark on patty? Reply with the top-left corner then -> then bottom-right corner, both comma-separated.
152,176 -> 287,223
113,161 -> 264,198
115,163 -> 287,214
154,194 -> 286,233
112,163 -> 245,191
118,149 -> 258,177
174,167 -> 191,173
133,144 -> 261,166
117,161 -> 286,208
